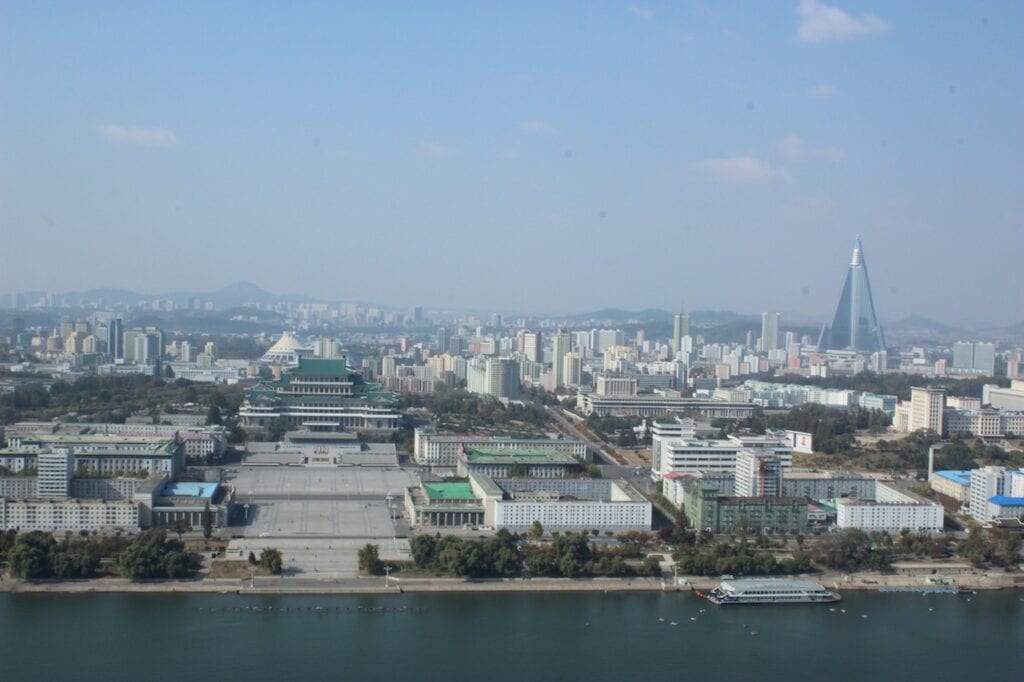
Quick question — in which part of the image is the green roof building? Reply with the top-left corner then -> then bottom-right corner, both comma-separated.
239,357 -> 401,432
682,483 -> 808,535
456,446 -> 581,479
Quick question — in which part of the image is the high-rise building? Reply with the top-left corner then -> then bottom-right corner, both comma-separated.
818,238 -> 885,353
951,341 -> 996,376
672,312 -> 690,357
523,331 -> 542,363
973,343 -> 995,376
436,327 -> 449,353
38,450 -> 73,499
909,387 -> 945,434
735,450 -> 785,498
123,327 -> 163,366
761,312 -> 780,352
551,330 -> 571,389
562,352 -> 582,387
109,318 -> 124,360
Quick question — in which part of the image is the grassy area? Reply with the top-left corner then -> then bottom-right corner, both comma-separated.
207,560 -> 273,579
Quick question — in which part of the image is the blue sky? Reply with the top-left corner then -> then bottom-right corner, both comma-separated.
2,1 -> 1022,323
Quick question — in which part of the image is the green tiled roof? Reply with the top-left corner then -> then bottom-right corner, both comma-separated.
463,448 -> 577,464
423,482 -> 476,500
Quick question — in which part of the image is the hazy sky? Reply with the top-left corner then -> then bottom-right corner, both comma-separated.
2,2 -> 1022,323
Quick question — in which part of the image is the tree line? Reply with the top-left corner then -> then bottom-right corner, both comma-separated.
363,529 -> 662,580
1,528 -> 193,580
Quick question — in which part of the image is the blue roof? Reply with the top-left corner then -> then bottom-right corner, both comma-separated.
989,496 -> 1024,507
934,470 -> 972,486
162,482 -> 218,499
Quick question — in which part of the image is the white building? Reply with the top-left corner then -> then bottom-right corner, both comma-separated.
655,433 -> 792,480
37,450 -> 73,498
413,428 -> 587,467
470,473 -> 651,532
983,380 -> 1024,412
835,482 -> 943,534
0,497 -> 140,532
734,450 -> 785,497
969,466 -> 1024,522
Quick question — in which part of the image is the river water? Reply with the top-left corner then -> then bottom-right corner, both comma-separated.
2,590 -> 1021,680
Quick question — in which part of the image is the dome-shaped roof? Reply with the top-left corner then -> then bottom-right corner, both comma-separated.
261,331 -> 313,365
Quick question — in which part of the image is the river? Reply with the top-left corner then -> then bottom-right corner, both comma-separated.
2,591 -> 1021,680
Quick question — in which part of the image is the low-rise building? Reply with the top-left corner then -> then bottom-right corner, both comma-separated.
929,470 -> 972,503
834,482 -> 943,534
414,428 -> 587,467
404,481 -> 485,528
681,482 -> 808,534
654,433 -> 792,480
576,391 -> 760,419
0,497 -> 140,532
456,447 -> 581,479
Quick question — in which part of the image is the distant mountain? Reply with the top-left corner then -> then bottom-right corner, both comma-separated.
13,282 -> 319,310
561,308 -> 673,324
884,315 -> 964,335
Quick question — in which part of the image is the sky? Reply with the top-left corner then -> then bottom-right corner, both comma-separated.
2,1 -> 1022,324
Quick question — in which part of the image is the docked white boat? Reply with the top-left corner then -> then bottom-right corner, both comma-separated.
707,578 -> 841,605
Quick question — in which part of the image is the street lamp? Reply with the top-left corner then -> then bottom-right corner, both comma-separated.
383,565 -> 392,588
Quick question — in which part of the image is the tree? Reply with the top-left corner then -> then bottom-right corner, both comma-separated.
118,529 -> 190,580
7,532 -> 56,579
358,543 -> 382,575
411,534 -> 438,569
248,551 -> 258,565
529,520 -> 544,539
206,404 -> 223,426
201,502 -> 213,540
171,518 -> 192,542
259,548 -> 283,574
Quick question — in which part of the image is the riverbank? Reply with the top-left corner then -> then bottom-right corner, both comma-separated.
1,568 -> 1020,595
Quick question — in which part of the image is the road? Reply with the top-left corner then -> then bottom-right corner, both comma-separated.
543,405 -> 623,465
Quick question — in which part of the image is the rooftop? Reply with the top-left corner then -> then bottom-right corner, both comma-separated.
462,447 -> 578,465
933,470 -> 972,486
989,495 -> 1024,506
423,482 -> 477,501
161,482 -> 218,499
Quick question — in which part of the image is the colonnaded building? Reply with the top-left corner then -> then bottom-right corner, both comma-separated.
404,474 -> 651,533
239,358 -> 401,433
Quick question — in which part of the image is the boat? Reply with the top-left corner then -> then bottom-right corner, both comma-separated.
707,578 -> 841,605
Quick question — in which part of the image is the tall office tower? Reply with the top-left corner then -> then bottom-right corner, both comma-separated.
412,306 -> 424,322
672,312 -> 690,356
551,329 -> 571,388
436,326 -> 449,353
179,341 -> 193,363
909,386 -> 945,434
562,351 -> 583,387
972,342 -> 996,376
523,331 -> 542,363
952,342 -> 974,372
952,341 -> 997,375
38,450 -> 73,499
123,327 -> 162,365
735,450 -> 784,497
761,312 -> 780,352
817,238 -> 886,353
109,318 -> 124,360
635,329 -> 645,346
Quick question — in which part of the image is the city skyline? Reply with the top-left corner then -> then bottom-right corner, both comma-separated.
3,2 -> 1023,322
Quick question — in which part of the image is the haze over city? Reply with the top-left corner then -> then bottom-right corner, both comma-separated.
2,2 -> 1022,323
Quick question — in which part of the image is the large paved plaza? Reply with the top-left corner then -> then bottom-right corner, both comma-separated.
220,466 -> 416,580
225,466 -> 417,499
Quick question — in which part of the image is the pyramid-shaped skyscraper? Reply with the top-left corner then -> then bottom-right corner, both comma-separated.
817,238 -> 886,353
